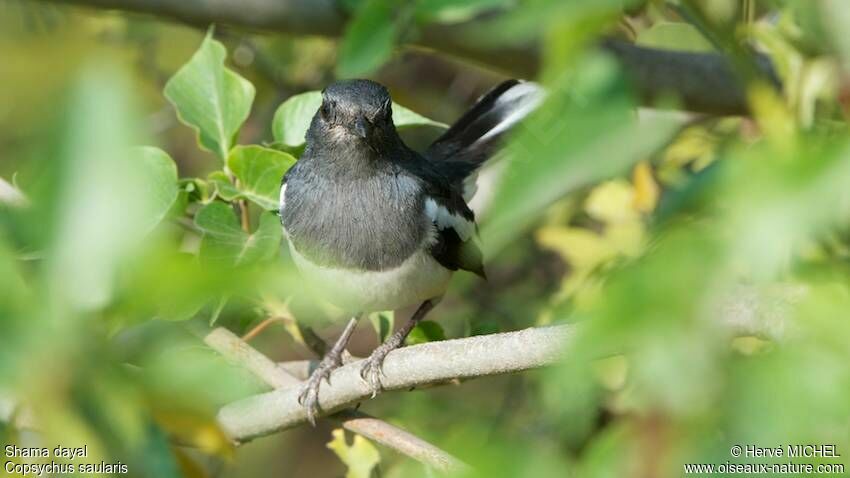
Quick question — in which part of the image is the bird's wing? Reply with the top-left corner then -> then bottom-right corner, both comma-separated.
423,187 -> 485,278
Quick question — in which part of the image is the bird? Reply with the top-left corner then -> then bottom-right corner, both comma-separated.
279,78 -> 544,424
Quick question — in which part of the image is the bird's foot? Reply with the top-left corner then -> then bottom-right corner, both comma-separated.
359,341 -> 396,398
298,352 -> 344,426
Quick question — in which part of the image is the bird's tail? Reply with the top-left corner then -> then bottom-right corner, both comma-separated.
425,79 -> 545,168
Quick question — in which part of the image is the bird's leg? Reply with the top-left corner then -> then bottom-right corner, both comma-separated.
360,299 -> 438,397
298,315 -> 361,426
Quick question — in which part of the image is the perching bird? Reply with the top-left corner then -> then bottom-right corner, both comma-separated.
279,78 -> 543,424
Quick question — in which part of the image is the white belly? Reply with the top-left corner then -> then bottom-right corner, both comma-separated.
288,242 -> 452,312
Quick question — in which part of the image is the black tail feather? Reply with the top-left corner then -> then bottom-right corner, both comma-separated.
425,79 -> 544,169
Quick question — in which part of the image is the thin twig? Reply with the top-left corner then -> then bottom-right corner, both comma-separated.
204,327 -> 469,473
239,199 -> 251,232
242,316 -> 287,342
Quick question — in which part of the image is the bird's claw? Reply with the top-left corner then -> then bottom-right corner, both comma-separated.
298,357 -> 340,426
359,349 -> 389,398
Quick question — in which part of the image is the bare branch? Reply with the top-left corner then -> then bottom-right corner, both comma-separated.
37,0 -> 776,115
217,325 -> 574,441
203,327 -> 468,474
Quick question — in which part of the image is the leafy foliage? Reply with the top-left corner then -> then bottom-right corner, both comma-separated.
194,203 -> 281,265
164,30 -> 255,160
225,145 -> 296,211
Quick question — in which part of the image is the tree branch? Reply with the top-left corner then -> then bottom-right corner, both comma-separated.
38,0 -> 776,115
217,325 -> 574,441
601,39 -> 779,116
42,0 -> 345,35
215,283 -> 802,442
203,327 -> 468,474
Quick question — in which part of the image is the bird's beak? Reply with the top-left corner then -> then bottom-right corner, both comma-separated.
354,115 -> 371,139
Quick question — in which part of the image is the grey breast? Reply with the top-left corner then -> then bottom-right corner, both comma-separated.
282,161 -> 429,272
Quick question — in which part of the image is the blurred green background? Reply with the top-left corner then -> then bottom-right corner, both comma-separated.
3,0 -> 850,477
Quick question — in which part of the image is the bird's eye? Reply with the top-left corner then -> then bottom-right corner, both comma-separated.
320,101 -> 333,120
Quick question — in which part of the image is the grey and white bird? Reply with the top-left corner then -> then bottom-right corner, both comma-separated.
279,78 -> 543,424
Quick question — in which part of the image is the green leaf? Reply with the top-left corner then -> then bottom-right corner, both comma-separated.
470,321 -> 500,336
368,311 -> 394,344
194,202 -> 281,265
326,428 -> 380,478
415,0 -> 512,24
227,145 -> 296,210
406,320 -> 446,345
271,92 -> 322,149
391,104 -> 447,130
272,91 -> 446,148
44,63 -> 167,311
164,30 -> 255,160
134,147 -> 180,233
636,21 -> 714,52
208,171 -> 241,202
337,0 -> 400,77
481,53 -> 680,255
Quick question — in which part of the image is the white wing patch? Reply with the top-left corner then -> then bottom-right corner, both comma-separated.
279,182 -> 287,212
461,172 -> 478,202
425,197 -> 475,242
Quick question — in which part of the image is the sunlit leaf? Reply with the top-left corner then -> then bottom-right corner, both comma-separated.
406,320 -> 446,345
164,30 -> 255,160
134,147 -> 180,232
585,180 -> 638,224
194,202 -> 281,265
226,145 -> 296,211
631,161 -> 659,213
636,21 -> 714,52
390,104 -> 447,130
326,428 -> 380,478
272,91 -> 446,148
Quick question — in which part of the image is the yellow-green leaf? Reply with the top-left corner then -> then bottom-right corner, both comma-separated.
636,21 -> 714,53
326,428 -> 380,478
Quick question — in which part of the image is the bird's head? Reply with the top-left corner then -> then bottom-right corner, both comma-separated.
308,79 -> 399,151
